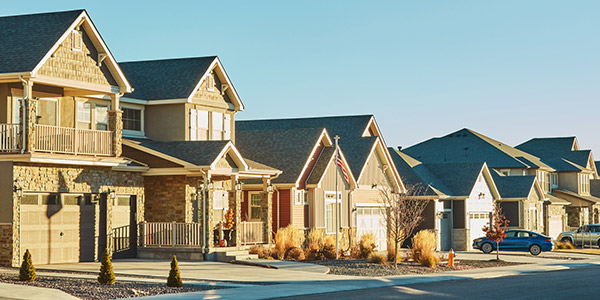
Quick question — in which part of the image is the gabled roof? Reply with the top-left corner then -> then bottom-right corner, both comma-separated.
0,10 -> 131,92
306,147 -> 336,185
237,115 -> 374,179
553,189 -> 600,204
516,137 -> 592,172
388,148 -> 440,197
235,127 -> 328,184
120,56 -> 215,100
420,162 -> 489,197
491,173 -> 536,199
0,10 -> 83,74
403,128 -> 553,171
119,56 -> 243,109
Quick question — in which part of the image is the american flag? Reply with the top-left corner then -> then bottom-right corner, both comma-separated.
336,147 -> 349,183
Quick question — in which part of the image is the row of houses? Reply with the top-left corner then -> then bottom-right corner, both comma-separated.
0,10 -> 598,267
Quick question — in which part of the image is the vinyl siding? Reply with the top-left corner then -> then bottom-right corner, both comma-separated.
313,158 -> 351,228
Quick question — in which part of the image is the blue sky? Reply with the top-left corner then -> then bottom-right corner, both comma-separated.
4,1 -> 600,154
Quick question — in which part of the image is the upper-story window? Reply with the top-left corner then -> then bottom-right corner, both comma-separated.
72,30 -> 82,51
77,101 -> 110,130
190,109 -> 209,141
122,107 -> 143,133
212,112 -> 223,140
223,114 -> 231,140
95,105 -> 108,130
77,102 -> 92,129
190,109 -> 232,141
538,171 -> 547,192
206,73 -> 215,91
580,173 -> 590,194
548,173 -> 558,192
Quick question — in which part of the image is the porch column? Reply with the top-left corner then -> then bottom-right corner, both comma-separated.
230,176 -> 241,247
21,80 -> 36,152
206,183 -> 214,247
109,93 -> 122,157
262,178 -> 273,244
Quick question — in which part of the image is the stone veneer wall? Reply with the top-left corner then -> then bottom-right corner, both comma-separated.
452,228 -> 469,251
0,224 -> 12,266
4,163 -> 144,267
144,176 -> 190,222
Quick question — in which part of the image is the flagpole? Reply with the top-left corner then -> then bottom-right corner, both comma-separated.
334,135 -> 339,260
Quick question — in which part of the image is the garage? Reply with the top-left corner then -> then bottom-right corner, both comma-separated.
20,193 -> 97,265
356,206 -> 387,251
469,212 -> 489,249
548,216 -> 563,239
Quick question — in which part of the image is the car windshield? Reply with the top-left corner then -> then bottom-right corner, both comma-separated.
504,231 -> 517,238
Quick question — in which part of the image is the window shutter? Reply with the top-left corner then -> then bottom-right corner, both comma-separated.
190,109 -> 197,140
223,114 -> 231,140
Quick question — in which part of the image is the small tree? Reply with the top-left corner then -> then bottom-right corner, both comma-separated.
98,248 -> 116,285
167,255 -> 183,287
482,202 -> 510,260
379,184 -> 430,266
19,249 -> 36,282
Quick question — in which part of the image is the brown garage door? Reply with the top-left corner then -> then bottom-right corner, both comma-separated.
20,193 -> 96,265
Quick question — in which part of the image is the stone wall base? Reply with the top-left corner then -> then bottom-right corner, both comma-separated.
452,228 -> 469,251
0,224 -> 12,266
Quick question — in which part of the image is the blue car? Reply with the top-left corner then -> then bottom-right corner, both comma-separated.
472,230 -> 554,255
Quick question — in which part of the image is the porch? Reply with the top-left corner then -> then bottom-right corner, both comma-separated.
0,123 -> 113,156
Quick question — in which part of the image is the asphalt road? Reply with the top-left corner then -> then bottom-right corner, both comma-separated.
277,266 -> 600,299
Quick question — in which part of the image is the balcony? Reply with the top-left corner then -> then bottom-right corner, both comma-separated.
0,123 -> 113,156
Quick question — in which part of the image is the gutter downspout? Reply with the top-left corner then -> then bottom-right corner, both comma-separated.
18,76 -> 28,154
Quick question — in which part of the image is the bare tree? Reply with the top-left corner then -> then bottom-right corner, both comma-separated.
379,184 -> 431,266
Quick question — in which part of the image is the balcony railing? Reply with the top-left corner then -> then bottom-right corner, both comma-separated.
0,124 -> 20,152
34,124 -> 113,156
0,123 -> 113,156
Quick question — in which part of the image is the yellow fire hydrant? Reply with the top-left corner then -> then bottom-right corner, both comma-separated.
448,249 -> 455,267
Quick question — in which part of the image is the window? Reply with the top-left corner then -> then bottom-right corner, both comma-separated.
249,192 -> 262,220
294,190 -> 304,205
538,171 -> 546,192
77,102 -> 92,129
189,109 -> 209,141
504,231 -> 517,238
549,173 -> 558,191
223,114 -> 231,140
212,112 -> 223,140
41,194 -> 59,205
325,191 -> 341,233
581,174 -> 590,194
21,194 -> 39,205
62,194 -> 81,205
517,231 -> 531,238
122,108 -> 142,131
13,97 -> 23,123
72,30 -> 82,51
95,105 -> 108,130
206,73 -> 215,91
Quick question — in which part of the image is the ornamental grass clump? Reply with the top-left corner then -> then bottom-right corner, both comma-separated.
275,225 -> 305,259
304,229 -> 336,260
19,249 -> 36,282
98,248 -> 115,285
167,255 -> 183,287
284,247 -> 306,261
358,233 -> 377,258
367,252 -> 387,265
410,230 -> 439,268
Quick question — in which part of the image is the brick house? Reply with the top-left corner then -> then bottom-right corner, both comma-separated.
0,10 -> 145,266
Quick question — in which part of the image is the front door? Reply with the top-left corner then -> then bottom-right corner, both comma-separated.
440,212 -> 452,250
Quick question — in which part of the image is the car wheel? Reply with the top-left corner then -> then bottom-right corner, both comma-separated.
561,237 -> 573,245
481,242 -> 493,254
530,244 -> 542,255
597,239 -> 600,249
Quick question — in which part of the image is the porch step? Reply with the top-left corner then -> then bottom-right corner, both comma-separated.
215,250 -> 258,262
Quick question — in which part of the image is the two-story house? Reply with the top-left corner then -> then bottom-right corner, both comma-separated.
118,57 -> 281,260
236,115 -> 404,251
516,137 -> 600,231
0,10 -> 145,267
402,128 -> 564,237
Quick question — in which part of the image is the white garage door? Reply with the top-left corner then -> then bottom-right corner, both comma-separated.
356,206 -> 387,251
20,194 -> 96,265
548,216 -> 563,240
469,212 -> 489,250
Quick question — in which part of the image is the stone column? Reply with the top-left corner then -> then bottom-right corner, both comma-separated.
261,178 -> 273,244
230,177 -> 242,247
206,184 -> 214,248
109,93 -> 122,157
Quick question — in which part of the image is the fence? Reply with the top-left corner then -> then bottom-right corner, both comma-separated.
240,221 -> 264,245
142,222 -> 203,247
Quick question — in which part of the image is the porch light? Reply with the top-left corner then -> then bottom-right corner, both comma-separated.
235,180 -> 243,191
266,182 -> 274,193
208,182 -> 215,190
106,189 -> 116,198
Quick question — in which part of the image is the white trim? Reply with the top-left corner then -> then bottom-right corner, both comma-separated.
324,191 -> 342,234
187,58 -> 244,111
209,141 -> 249,171
247,191 -> 262,221
355,203 -> 386,207
295,129 -> 332,188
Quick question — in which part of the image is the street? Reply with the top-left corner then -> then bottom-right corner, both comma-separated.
278,266 -> 600,299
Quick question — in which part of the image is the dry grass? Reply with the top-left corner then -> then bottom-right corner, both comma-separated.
387,241 -> 400,262
275,225 -> 305,259
304,229 -> 336,260
411,230 -> 440,268
284,247 -> 306,261
554,241 -> 575,250
367,253 -> 387,265
358,233 -> 377,258
555,248 -> 600,255
249,246 -> 277,259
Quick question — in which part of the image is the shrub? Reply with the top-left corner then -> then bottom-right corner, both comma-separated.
275,225 -> 305,259
285,247 -> 306,261
554,241 -> 575,250
410,230 -> 439,268
367,252 -> 387,265
358,233 -> 377,258
349,244 -> 361,259
19,249 -> 36,282
387,241 -> 401,262
167,256 -> 183,287
321,235 -> 337,259
98,248 -> 116,285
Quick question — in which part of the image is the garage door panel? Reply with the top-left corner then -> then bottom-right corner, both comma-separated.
356,206 -> 387,251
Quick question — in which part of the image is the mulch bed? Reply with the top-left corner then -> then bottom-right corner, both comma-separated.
0,273 -> 230,300
308,259 -> 523,277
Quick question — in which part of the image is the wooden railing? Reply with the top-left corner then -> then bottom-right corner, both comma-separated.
34,124 -> 112,156
0,124 -> 20,152
110,225 -> 131,253
240,221 -> 264,245
142,222 -> 203,247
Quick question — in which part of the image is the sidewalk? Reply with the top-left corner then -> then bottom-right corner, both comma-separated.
0,282 -> 79,300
